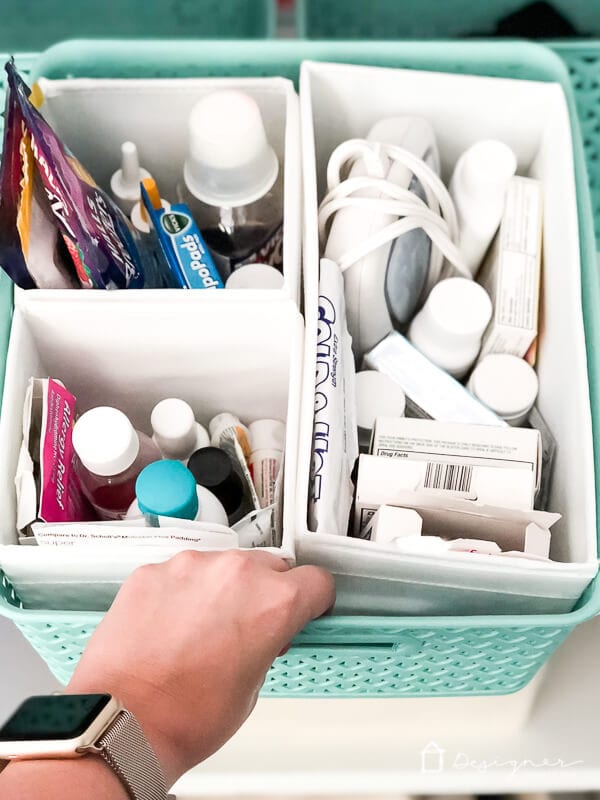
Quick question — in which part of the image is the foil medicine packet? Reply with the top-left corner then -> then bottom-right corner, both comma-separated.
0,61 -> 167,289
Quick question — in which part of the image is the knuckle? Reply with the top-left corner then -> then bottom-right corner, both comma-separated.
219,548 -> 255,574
168,549 -> 204,574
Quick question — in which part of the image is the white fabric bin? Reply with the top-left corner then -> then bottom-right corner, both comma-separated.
0,294 -> 303,610
295,61 -> 597,615
28,75 -> 301,303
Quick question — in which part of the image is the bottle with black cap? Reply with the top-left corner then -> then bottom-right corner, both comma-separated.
187,447 -> 245,523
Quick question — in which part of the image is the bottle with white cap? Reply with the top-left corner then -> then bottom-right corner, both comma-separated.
72,407 -> 161,520
177,90 -> 283,278
150,398 -> 210,462
408,277 -> 493,380
355,370 -> 406,453
247,419 -> 286,508
449,140 -> 517,277
110,142 -> 152,216
468,354 -> 539,426
225,262 -> 284,290
126,460 -> 228,527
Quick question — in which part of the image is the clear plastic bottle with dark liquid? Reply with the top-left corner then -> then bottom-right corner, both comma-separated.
177,90 -> 283,280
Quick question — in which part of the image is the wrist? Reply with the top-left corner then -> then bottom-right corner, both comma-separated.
65,670 -> 182,787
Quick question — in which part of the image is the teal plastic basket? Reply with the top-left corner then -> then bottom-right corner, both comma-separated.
0,40 -> 599,696
297,0 -> 600,40
0,0 -> 275,49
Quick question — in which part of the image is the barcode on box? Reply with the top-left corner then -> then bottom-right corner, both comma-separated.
424,462 -> 474,494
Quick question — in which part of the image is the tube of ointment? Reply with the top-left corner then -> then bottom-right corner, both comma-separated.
308,258 -> 359,535
140,181 -> 225,289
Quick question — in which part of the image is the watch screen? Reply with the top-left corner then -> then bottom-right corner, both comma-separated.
0,694 -> 111,741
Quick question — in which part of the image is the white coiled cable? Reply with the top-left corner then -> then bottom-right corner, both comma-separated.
318,138 -> 470,281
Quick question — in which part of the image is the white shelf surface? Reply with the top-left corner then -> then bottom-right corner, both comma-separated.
174,616 -> 600,797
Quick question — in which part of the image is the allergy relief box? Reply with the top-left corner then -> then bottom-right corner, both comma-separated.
478,176 -> 543,358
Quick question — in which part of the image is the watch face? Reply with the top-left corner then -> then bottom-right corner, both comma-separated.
0,694 -> 111,742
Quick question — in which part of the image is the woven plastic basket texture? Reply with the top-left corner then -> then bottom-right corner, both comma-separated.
297,0 -> 600,40
0,40 -> 598,696
0,0 -> 275,49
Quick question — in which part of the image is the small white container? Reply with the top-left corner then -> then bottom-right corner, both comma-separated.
408,277 -> 493,379
355,370 -> 406,453
248,419 -> 286,508
151,398 -> 210,462
225,263 -> 285,290
449,139 -> 517,276
468,354 -> 539,426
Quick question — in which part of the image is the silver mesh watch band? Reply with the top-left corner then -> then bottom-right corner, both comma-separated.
97,710 -> 168,800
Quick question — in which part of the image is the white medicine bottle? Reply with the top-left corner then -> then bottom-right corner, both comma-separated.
177,90 -> 283,279
72,407 -> 161,520
150,398 -> 210,462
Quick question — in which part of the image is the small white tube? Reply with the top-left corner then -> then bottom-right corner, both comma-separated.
449,139 -> 517,277
248,419 -> 285,508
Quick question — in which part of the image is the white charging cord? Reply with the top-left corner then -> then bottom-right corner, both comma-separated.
318,138 -> 470,279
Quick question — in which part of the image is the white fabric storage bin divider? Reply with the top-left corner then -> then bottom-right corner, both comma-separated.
0,294 -> 303,610
295,60 -> 597,615
22,75 -> 300,302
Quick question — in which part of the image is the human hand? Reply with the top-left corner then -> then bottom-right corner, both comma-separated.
66,550 -> 335,786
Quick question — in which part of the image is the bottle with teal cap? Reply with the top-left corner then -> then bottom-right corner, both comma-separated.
126,460 -> 228,527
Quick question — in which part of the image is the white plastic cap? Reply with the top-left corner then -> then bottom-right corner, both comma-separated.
151,398 -> 202,458
416,278 -> 492,348
72,407 -> 139,477
183,90 -> 279,207
110,142 -> 152,214
456,140 -> 517,200
468,354 -> 539,423
225,263 -> 284,290
248,419 -> 285,454
355,370 -> 406,433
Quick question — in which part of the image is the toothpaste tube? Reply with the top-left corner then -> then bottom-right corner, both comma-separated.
141,182 -> 225,289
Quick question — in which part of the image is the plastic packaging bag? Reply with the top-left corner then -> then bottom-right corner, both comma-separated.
308,258 -> 359,535
0,61 -> 168,289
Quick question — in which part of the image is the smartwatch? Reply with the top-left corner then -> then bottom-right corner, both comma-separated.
0,693 -> 167,800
